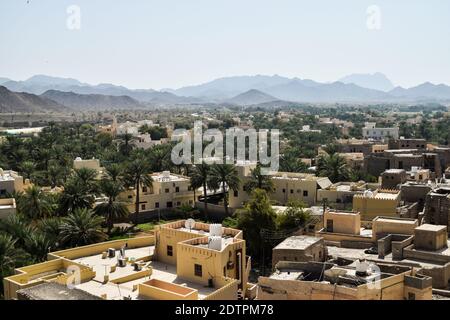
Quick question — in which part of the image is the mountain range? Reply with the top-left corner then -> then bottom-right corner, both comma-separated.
1,74 -> 450,112
0,86 -> 67,113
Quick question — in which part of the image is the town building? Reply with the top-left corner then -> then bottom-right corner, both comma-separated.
362,122 -> 399,140
119,171 -> 195,216
229,163 -> 332,208
352,189 -> 401,221
0,197 -> 16,220
389,138 -> 427,150
423,187 -> 450,231
258,260 -> 432,300
272,236 -> 327,267
317,181 -> 378,210
0,168 -> 29,195
381,169 -> 407,190
3,220 -> 254,300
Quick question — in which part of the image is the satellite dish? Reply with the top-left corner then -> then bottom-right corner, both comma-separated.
185,218 -> 195,230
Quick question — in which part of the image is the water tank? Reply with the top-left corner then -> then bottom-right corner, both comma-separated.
209,224 -> 223,237
355,259 -> 369,276
208,236 -> 222,251
363,190 -> 374,198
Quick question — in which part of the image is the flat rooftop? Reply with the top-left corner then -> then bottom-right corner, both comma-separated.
384,169 -> 406,174
415,224 -> 447,232
152,172 -> 188,182
375,217 -> 417,225
374,192 -> 400,200
274,236 -> 323,250
70,244 -> 219,300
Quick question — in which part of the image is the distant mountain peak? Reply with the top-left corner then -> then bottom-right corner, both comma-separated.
338,72 -> 395,92
226,89 -> 278,106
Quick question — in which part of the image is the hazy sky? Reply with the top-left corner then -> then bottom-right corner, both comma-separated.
1,0 -> 450,90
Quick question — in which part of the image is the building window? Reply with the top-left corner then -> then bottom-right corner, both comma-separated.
142,186 -> 148,193
165,188 -> 170,193
175,186 -> 180,192
155,202 -> 159,208
303,190 -> 308,197
290,189 -> 294,194
282,188 -> 286,193
167,201 -> 173,208
141,204 -> 146,210
167,245 -> 173,256
194,264 -> 202,277
234,190 -> 238,197
128,195 -> 133,199
176,201 -> 181,207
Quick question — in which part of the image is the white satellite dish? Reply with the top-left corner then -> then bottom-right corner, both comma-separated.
185,218 -> 195,230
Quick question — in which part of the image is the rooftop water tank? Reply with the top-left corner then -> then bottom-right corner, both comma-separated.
208,236 -> 222,251
209,224 -> 223,237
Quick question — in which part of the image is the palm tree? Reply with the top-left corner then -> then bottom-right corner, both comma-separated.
94,179 -> 129,233
190,162 -> 212,220
316,153 -> 349,183
37,217 -> 63,249
117,133 -> 136,156
19,161 -> 36,181
47,164 -> 64,188
16,185 -> 53,220
147,144 -> 171,172
210,163 -> 240,216
104,163 -> 123,182
124,159 -> 153,224
0,214 -> 36,248
0,234 -> 29,279
244,164 -> 274,194
59,208 -> 107,247
73,167 -> 98,194
58,179 -> 95,215
24,233 -> 52,263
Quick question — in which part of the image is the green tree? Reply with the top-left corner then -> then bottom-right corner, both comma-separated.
94,179 -> 129,233
210,163 -> 240,216
236,189 -> 277,257
189,162 -> 212,220
276,200 -> 310,231
58,179 -> 95,215
17,185 -> 53,220
59,209 -> 107,247
244,164 -> 274,193
0,234 -> 29,290
316,153 -> 349,183
19,161 -> 36,181
124,158 -> 153,224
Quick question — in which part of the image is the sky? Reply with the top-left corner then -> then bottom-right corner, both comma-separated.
1,0 -> 450,90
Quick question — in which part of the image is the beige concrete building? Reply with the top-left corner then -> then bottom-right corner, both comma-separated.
0,198 -> 16,220
4,220 -> 255,300
120,171 -> 195,213
0,168 -> 28,195
258,261 -> 432,300
272,236 -> 327,267
229,162 -> 332,208
317,181 -> 378,210
353,189 -> 401,221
